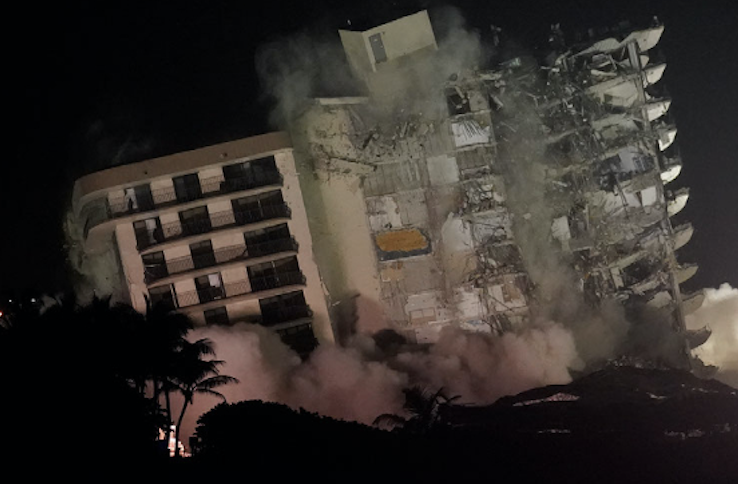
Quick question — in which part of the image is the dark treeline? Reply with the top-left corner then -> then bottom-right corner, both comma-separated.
1,296 -> 736,482
0,296 -> 236,469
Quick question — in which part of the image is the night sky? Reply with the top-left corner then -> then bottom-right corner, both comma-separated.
4,0 -> 737,297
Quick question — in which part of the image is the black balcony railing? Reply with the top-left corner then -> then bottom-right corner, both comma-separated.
144,238 -> 297,283
177,285 -> 227,307
107,171 -> 283,217
138,203 -> 291,251
174,270 -> 305,308
249,271 -> 306,293
261,306 -> 313,326
276,323 -> 318,358
144,264 -> 169,283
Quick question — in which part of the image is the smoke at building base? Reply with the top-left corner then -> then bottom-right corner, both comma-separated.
174,320 -> 580,446
686,284 -> 738,388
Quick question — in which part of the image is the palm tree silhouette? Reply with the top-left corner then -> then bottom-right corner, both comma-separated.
170,338 -> 239,457
374,387 -> 459,435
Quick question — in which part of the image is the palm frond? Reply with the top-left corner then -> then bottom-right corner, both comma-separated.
373,413 -> 407,428
197,375 -> 239,389
195,388 -> 227,402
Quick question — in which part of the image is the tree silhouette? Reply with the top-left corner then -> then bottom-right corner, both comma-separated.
374,387 -> 459,435
170,338 -> 239,457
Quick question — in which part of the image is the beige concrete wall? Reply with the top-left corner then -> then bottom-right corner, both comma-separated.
174,279 -> 197,306
222,265 -> 248,286
275,151 -> 335,343
363,11 -> 436,64
159,212 -> 182,238
114,224 -> 148,312
207,200 -> 235,227
198,166 -> 224,194
339,29 -> 374,78
151,178 -> 175,205
163,244 -> 190,260
211,232 -> 245,250
74,132 -> 292,206
226,298 -> 261,323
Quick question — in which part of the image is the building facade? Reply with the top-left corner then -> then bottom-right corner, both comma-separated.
71,132 -> 333,355
287,11 -> 704,363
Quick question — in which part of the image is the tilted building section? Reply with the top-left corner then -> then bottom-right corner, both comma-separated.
288,11 -> 703,360
70,11 -> 705,365
70,133 -> 333,356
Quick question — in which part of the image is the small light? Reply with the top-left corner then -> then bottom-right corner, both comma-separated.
0,311 -> 3,317
31,298 -> 37,303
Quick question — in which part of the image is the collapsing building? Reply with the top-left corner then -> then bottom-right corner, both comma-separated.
288,11 -> 705,363
68,10 -> 707,368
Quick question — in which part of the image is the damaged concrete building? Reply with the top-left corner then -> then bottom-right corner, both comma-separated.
288,10 -> 704,361
69,10 -> 705,366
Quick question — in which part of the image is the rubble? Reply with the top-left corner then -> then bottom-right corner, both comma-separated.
288,11 -> 701,365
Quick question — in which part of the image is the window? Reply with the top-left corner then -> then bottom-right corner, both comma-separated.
369,33 -> 387,63
142,251 -> 167,281
179,206 -> 211,236
190,240 -> 216,269
195,273 -> 224,303
232,190 -> 286,225
133,217 -> 162,249
259,290 -> 309,324
248,256 -> 301,291
244,224 -> 293,256
149,285 -> 176,311
222,156 -> 279,192
204,307 -> 229,325
173,173 -> 202,203
123,184 -> 155,212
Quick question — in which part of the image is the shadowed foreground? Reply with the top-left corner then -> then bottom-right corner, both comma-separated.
178,367 -> 738,483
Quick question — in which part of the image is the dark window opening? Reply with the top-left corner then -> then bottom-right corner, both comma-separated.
124,184 -> 155,213
248,256 -> 302,292
173,173 -> 203,203
195,273 -> 225,303
259,290 -> 311,325
180,206 -> 211,236
232,191 -> 287,225
204,307 -> 229,325
369,33 -> 387,63
190,240 -> 216,269
142,251 -> 168,282
134,217 -> 163,249
446,87 -> 470,116
222,156 -> 280,191
276,323 -> 318,358
243,223 -> 294,257
149,285 -> 176,311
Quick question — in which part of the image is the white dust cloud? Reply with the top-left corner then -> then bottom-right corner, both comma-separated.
687,284 -> 738,387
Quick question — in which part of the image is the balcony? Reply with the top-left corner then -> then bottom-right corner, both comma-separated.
261,305 -> 313,327
249,271 -> 306,293
107,171 -> 283,217
174,271 -> 305,308
138,203 -> 291,250
144,237 -> 299,283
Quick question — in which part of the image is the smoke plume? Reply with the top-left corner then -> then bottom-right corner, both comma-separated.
686,284 -> 738,388
175,321 -> 579,445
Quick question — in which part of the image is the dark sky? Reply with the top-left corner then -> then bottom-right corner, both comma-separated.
3,0 -> 737,296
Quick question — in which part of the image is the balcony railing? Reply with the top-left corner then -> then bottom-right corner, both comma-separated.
145,238 -> 298,284
261,306 -> 313,327
108,171 -> 283,217
249,271 -> 306,293
137,203 -> 291,250
174,270 -> 305,308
